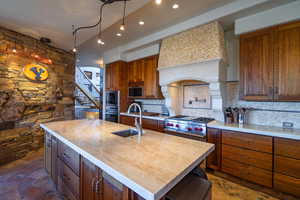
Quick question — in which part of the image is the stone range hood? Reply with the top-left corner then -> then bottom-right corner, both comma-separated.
158,21 -> 227,118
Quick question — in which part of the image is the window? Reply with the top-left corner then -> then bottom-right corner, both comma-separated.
84,71 -> 92,79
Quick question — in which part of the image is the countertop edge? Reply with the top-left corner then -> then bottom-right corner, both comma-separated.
40,124 -> 155,200
40,123 -> 213,200
154,145 -> 215,200
207,121 -> 300,141
120,113 -> 168,121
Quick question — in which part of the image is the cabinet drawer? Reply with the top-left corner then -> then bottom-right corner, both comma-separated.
222,130 -> 272,153
274,173 -> 300,197
222,158 -> 272,187
274,138 -> 300,159
222,144 -> 272,171
275,155 -> 300,179
58,141 -> 80,176
58,159 -> 79,199
120,116 -> 134,126
58,176 -> 78,200
142,118 -> 158,130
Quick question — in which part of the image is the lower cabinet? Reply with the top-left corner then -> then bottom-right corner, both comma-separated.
120,115 -> 165,132
81,157 -> 102,200
273,138 -> 300,197
221,130 -> 273,188
45,133 -> 160,200
206,128 -> 300,198
206,128 -> 222,170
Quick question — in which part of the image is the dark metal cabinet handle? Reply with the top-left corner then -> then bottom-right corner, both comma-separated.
95,179 -> 102,194
274,86 -> 279,95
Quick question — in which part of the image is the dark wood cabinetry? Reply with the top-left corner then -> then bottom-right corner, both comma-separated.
81,157 -> 102,200
106,55 -> 163,106
120,115 -> 165,132
240,28 -> 274,101
240,20 -> 300,101
274,138 -> 300,197
274,21 -> 300,101
206,128 -> 300,197
221,130 -> 273,188
45,133 -> 150,200
206,128 -> 222,170
105,61 -> 128,112
143,55 -> 163,99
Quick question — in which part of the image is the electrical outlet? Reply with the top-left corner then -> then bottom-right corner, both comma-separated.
283,122 -> 294,129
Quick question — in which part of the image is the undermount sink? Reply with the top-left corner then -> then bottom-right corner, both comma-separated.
112,129 -> 138,137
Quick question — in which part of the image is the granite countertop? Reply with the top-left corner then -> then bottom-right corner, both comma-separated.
40,120 -> 214,200
208,120 -> 300,140
120,112 -> 169,121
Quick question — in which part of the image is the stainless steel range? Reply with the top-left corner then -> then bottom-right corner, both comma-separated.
164,115 -> 214,138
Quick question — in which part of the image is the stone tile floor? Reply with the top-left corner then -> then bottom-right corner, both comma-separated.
0,149 -> 62,200
0,149 -> 294,200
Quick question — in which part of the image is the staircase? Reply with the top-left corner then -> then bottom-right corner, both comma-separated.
75,66 -> 102,119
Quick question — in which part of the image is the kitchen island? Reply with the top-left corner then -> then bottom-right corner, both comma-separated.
41,120 -> 214,200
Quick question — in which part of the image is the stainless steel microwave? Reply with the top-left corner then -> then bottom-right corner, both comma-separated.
128,87 -> 143,97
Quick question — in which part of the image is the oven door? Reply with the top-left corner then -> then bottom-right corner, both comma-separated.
106,91 -> 118,105
128,87 -> 143,97
164,129 -> 207,142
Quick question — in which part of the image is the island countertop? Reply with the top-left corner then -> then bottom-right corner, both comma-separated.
40,120 -> 214,200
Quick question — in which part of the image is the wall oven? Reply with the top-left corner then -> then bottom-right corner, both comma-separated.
105,91 -> 120,122
128,87 -> 143,98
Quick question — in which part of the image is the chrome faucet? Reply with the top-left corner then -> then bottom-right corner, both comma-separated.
127,103 -> 143,136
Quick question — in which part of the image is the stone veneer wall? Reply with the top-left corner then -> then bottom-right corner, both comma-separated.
158,21 -> 227,69
0,27 -> 75,165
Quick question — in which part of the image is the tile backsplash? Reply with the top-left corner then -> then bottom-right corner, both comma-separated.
134,99 -> 165,114
226,82 -> 300,129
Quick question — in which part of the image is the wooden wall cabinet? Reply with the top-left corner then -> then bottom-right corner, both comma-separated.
143,55 -> 164,99
105,61 -> 128,112
206,128 -> 222,170
240,20 -> 300,101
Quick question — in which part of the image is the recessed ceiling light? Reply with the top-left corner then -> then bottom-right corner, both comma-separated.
172,3 -> 179,9
172,4 -> 179,9
116,33 -> 122,37
155,0 -> 162,5
139,21 -> 145,26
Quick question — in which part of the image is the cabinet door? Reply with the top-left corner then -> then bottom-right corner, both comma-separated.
102,172 -> 131,200
128,60 -> 144,86
274,21 -> 300,101
240,28 -> 274,101
144,56 -> 156,98
51,136 -> 58,186
206,128 -> 221,170
105,65 -> 112,90
81,157 -> 102,200
120,116 -> 135,126
45,132 -> 52,175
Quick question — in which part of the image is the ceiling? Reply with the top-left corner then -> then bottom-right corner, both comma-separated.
77,0 -> 296,66
0,0 -> 149,50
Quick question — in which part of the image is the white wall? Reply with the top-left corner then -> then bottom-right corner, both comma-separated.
235,0 -> 300,35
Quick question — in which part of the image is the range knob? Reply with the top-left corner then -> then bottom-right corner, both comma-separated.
187,127 -> 192,131
195,127 -> 203,132
166,123 -> 173,127
176,124 -> 180,128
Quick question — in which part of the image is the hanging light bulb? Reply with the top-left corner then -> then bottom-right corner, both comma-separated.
97,38 -> 105,45
155,0 -> 162,5
72,48 -> 77,53
120,0 -> 126,31
12,40 -> 17,53
120,24 -> 125,31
